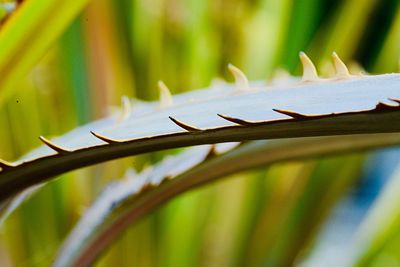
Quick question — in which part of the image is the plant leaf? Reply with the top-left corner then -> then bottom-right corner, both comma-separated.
54,133 -> 400,267
0,0 -> 91,102
0,72 -> 400,201
346,164 -> 400,266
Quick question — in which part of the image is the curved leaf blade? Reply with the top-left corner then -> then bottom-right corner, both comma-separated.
55,133 -> 400,267
0,74 -> 400,201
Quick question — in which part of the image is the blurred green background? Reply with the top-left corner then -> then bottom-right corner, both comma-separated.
1,0 -> 400,266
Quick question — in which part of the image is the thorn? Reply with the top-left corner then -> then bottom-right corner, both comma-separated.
90,131 -> 121,144
228,64 -> 249,90
0,159 -> 13,170
374,102 -> 399,112
217,114 -> 253,126
169,116 -> 201,132
273,109 -> 309,119
118,96 -> 132,122
332,52 -> 350,78
205,145 -> 218,159
389,98 -> 400,104
39,136 -> 70,154
299,52 -> 319,82
158,81 -> 173,108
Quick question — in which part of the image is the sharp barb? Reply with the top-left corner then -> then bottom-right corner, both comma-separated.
299,52 -> 319,82
389,98 -> 400,104
228,64 -> 249,90
158,81 -> 173,108
90,131 -> 121,144
39,136 -> 70,154
374,102 -> 399,112
332,52 -> 350,78
0,159 -> 14,170
217,114 -> 254,126
273,108 -> 309,119
205,145 -> 218,159
118,96 -> 132,122
169,116 -> 201,132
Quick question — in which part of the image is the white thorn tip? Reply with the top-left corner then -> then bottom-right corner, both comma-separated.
228,64 -> 249,90
158,81 -> 173,108
39,136 -> 69,153
332,52 -> 350,78
0,159 -> 13,169
299,52 -> 319,81
119,96 -> 132,121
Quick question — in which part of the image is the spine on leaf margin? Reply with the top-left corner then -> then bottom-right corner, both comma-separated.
0,52 -> 399,201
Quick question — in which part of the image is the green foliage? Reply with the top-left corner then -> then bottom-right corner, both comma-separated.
0,1 -> 400,267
